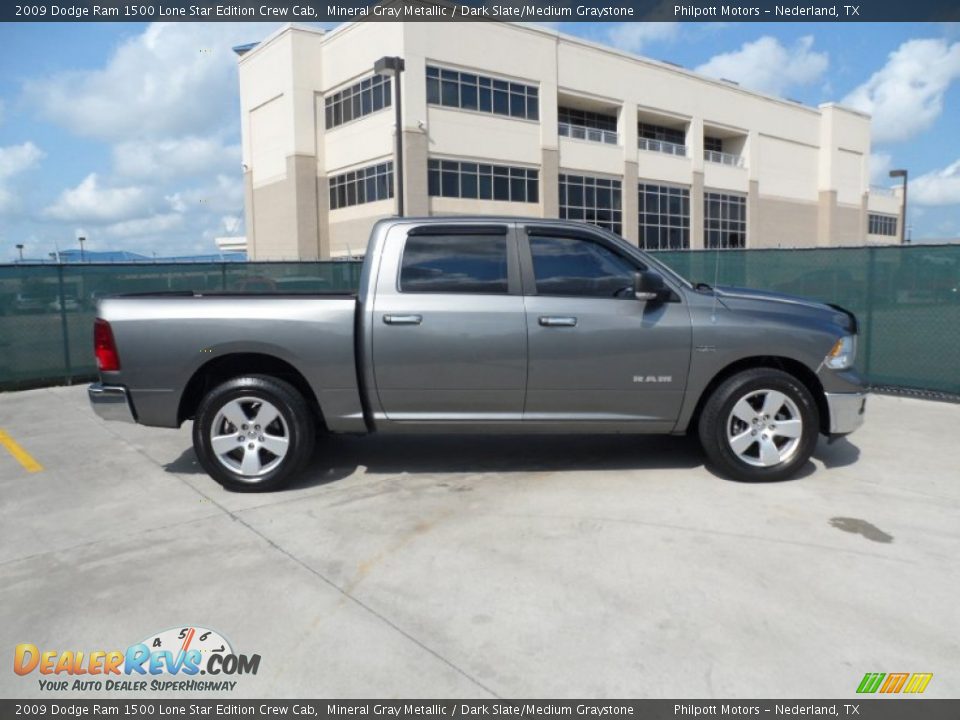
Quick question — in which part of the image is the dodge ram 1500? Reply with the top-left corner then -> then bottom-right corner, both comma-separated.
89,217 -> 866,490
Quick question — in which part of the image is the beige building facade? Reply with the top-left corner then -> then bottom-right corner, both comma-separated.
236,21 -> 904,259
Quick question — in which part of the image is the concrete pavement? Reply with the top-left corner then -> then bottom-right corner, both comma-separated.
0,386 -> 957,698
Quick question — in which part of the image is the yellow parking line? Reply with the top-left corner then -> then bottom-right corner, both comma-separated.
0,429 -> 43,473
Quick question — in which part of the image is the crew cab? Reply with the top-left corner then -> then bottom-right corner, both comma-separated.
89,217 -> 866,490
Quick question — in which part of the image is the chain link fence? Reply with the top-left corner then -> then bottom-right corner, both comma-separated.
0,244 -> 957,395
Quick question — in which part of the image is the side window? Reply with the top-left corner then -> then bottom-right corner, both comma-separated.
400,234 -> 509,294
529,235 -> 638,298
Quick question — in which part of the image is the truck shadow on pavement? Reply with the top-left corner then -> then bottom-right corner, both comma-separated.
163,433 -> 861,490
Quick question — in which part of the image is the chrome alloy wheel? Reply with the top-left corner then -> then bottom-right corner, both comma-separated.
726,389 -> 803,468
209,396 -> 290,478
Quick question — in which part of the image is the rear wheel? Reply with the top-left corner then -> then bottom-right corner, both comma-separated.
193,375 -> 315,492
698,368 -> 819,482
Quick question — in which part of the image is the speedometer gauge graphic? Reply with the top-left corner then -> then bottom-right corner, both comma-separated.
139,626 -> 233,661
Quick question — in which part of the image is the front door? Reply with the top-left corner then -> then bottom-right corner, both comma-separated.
371,225 -> 527,421
521,230 -> 691,424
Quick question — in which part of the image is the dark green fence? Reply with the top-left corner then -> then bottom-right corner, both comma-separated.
652,245 -> 960,395
0,245 -> 958,395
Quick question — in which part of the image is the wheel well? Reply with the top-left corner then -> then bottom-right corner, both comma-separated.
689,356 -> 829,435
177,353 -> 324,427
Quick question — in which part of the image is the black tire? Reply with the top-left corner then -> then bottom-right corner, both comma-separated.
192,375 -> 315,492
697,368 -> 819,482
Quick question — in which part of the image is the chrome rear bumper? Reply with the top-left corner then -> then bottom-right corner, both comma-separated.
824,391 -> 867,435
88,383 -> 136,423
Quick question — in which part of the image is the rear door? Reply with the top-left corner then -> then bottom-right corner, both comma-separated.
370,224 -> 527,421
520,226 -> 691,424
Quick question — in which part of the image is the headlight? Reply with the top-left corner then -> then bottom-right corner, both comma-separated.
825,335 -> 857,369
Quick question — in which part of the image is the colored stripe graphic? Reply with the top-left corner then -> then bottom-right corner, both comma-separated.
880,673 -> 910,693
0,429 -> 43,473
857,672 -> 933,694
904,674 -> 933,694
857,673 -> 885,694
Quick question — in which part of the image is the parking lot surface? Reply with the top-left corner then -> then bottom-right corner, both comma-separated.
1,386 -> 958,698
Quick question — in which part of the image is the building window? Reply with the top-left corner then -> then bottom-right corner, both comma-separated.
558,107 -> 618,145
558,173 -> 623,235
704,136 -> 724,153
426,66 -> 539,121
529,235 -> 637,298
559,107 -> 617,132
704,191 -> 746,249
637,122 -> 687,156
329,161 -> 394,210
638,122 -> 686,147
400,234 -> 509,294
324,75 -> 391,130
638,183 -> 690,250
428,159 -> 538,203
869,213 -> 898,236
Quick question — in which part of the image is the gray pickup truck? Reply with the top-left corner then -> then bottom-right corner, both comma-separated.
89,217 -> 865,490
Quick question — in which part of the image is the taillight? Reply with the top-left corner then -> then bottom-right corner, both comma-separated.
94,318 -> 120,371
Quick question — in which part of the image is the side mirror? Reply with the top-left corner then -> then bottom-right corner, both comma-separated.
633,271 -> 668,302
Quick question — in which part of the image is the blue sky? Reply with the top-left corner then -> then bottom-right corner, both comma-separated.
1,21 -> 958,260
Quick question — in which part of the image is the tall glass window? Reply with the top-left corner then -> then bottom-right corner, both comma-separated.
324,75 -> 391,130
428,159 -> 538,203
868,213 -> 897,236
329,162 -> 394,210
558,174 -> 623,235
638,183 -> 690,250
704,191 -> 746,249
426,66 -> 539,121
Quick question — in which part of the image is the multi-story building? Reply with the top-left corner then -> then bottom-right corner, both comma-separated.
235,20 -> 903,259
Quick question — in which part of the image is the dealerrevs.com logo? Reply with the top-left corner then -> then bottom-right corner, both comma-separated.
14,626 -> 261,692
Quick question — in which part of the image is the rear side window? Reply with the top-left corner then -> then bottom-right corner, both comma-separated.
529,235 -> 637,298
400,235 -> 509,294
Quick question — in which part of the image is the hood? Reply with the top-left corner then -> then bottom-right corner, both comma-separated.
714,286 -> 857,333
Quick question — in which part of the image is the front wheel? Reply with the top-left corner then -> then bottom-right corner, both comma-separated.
193,375 -> 315,492
698,368 -> 819,482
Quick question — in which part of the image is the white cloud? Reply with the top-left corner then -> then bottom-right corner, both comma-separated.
869,152 -> 893,185
104,212 -> 184,238
0,141 -> 44,180
0,141 -> 45,213
910,159 -> 960,205
25,22 -> 280,142
842,38 -> 960,143
113,136 -> 240,180
606,23 -> 680,53
21,22 -> 268,255
695,35 -> 828,96
166,174 -> 244,215
44,173 -> 154,223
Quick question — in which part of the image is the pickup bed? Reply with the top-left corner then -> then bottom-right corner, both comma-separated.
90,217 -> 866,490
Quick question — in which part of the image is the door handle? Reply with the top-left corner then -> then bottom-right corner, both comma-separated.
383,314 -> 422,325
539,316 -> 577,327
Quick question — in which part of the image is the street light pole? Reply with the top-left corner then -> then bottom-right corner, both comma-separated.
889,169 -> 908,244
375,56 -> 406,217
78,236 -> 86,262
